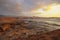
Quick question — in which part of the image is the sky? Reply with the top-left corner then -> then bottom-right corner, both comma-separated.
0,0 -> 60,17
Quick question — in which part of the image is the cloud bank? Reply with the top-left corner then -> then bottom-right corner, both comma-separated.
0,0 -> 60,16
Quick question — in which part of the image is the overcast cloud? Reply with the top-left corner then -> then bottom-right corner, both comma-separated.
0,0 -> 60,16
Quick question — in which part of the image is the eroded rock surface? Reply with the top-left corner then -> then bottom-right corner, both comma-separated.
0,17 -> 60,40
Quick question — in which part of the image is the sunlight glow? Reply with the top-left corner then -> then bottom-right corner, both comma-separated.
32,3 -> 60,17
